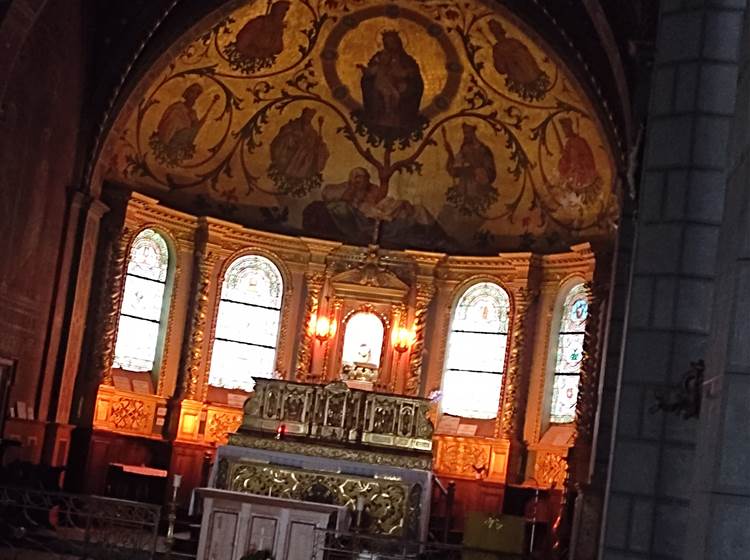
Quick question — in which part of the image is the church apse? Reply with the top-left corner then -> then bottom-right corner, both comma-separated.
86,0 -> 617,538
103,0 -> 619,256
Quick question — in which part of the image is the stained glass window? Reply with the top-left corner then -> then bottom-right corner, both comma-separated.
441,282 -> 510,419
550,283 -> 589,423
208,255 -> 283,392
113,229 -> 170,372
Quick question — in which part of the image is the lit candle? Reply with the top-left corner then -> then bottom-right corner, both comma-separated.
173,474 -> 182,489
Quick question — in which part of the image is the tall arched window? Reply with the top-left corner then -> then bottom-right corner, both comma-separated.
550,283 -> 589,423
113,228 -> 170,372
442,282 -> 510,419
208,255 -> 283,392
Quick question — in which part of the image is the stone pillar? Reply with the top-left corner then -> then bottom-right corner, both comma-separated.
38,191 -> 89,468
61,196 -> 111,425
683,5 -> 750,559
38,191 -> 88,423
602,1 -> 746,558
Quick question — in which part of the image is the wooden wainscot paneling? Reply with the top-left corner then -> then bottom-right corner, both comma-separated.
93,384 -> 167,439
170,441 -> 214,506
433,435 -> 510,483
533,449 -> 568,489
3,418 -> 46,463
175,399 -> 204,442
528,424 -> 574,489
174,399 -> 243,446
204,404 -> 243,445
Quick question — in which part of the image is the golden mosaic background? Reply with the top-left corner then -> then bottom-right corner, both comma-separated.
104,0 -> 618,254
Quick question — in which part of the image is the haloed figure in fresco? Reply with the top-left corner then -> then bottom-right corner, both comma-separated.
552,117 -> 602,204
149,83 -> 218,167
267,107 -> 330,196
444,123 -> 498,216
226,0 -> 291,73
357,30 -> 425,140
487,19 -> 550,101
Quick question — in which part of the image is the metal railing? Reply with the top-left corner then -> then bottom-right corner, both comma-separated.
311,528 -> 525,560
0,485 -> 161,559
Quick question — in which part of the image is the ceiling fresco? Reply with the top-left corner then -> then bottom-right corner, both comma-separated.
103,0 -> 619,254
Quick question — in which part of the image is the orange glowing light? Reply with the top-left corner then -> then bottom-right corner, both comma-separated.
313,315 -> 336,341
392,326 -> 416,353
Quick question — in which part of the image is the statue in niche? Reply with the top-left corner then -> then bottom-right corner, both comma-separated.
487,20 -> 550,101
443,124 -> 498,216
357,30 -> 425,139
267,107 -> 330,196
149,83 -> 218,167
552,117 -> 602,203
225,1 -> 291,73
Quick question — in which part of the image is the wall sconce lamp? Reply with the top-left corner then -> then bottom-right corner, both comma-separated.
309,314 -> 337,342
392,326 -> 416,354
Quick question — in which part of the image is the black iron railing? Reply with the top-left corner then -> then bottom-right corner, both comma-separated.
0,485 -> 161,559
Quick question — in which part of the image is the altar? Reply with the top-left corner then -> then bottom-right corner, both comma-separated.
196,488 -> 349,560
201,378 -> 434,543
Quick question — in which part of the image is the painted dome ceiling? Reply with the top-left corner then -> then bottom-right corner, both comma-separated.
103,0 -> 619,255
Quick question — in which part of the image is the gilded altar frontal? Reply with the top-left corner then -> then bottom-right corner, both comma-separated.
105,0 -> 618,255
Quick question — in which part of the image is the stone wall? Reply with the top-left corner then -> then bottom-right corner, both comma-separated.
0,0 -> 83,415
602,1 -> 746,558
683,4 -> 750,559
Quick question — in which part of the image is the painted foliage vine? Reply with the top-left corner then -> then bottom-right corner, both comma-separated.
109,0 -> 618,254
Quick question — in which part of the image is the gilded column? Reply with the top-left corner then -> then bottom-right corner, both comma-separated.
497,287 -> 532,439
98,226 -> 131,386
295,271 -> 325,383
573,281 -> 606,447
406,281 -> 435,396
156,236 -> 192,397
182,246 -> 219,400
